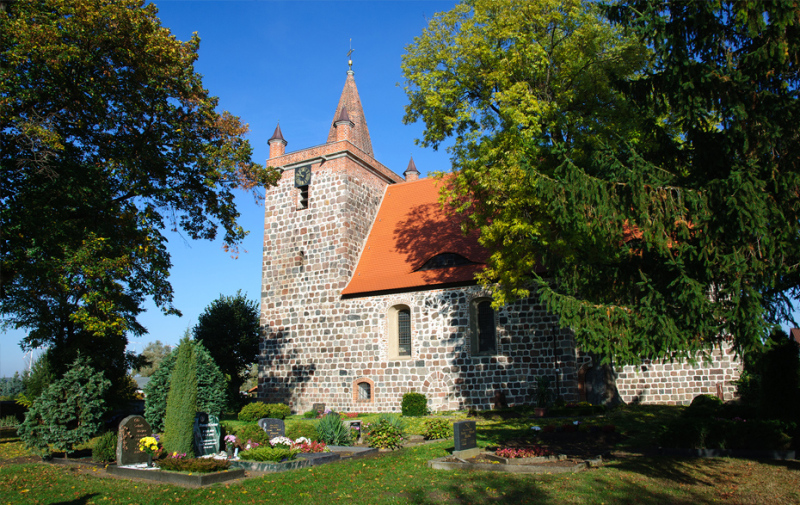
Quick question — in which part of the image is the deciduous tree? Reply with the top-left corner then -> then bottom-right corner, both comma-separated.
193,291 -> 260,407
0,1 -> 279,387
133,340 -> 173,378
403,0 -> 800,364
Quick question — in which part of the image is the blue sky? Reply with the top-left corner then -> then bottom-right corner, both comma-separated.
0,0 -> 458,376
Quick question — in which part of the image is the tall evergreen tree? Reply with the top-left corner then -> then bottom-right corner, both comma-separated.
403,0 -> 800,364
162,337 -> 197,456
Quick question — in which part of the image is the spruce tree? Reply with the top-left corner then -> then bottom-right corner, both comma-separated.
162,337 -> 198,456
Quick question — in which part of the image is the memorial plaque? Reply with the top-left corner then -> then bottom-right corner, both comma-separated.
453,420 -> 477,452
257,418 -> 285,438
312,403 -> 326,415
193,412 -> 221,457
117,415 -> 152,466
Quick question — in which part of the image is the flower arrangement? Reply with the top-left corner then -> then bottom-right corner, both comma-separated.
269,436 -> 294,449
137,435 -> 161,457
496,446 -> 554,459
224,434 -> 241,450
293,440 -> 329,453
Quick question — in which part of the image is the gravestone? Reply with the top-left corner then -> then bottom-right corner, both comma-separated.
193,412 -> 221,456
117,415 -> 151,466
453,420 -> 477,452
257,418 -> 285,438
312,403 -> 326,415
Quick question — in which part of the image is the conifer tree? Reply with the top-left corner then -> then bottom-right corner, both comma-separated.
403,0 -> 800,364
144,333 -> 226,432
162,337 -> 198,456
18,355 -> 110,457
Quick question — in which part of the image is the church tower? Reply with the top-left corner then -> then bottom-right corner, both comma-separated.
259,67 -> 404,408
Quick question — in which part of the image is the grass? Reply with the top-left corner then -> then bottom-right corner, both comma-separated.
1,406 -> 798,505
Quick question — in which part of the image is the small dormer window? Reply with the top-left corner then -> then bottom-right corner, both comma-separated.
418,252 -> 474,271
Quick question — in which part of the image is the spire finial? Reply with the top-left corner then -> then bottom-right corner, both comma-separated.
347,39 -> 354,71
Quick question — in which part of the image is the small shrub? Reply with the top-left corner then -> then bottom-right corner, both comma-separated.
92,431 -> 118,463
157,456 -> 231,473
238,402 -> 291,422
401,391 -> 427,417
685,394 -> 723,418
286,421 -> 319,442
303,411 -> 316,419
421,418 -> 452,440
316,412 -> 351,446
235,424 -> 271,445
365,417 -> 405,450
239,446 -> 299,462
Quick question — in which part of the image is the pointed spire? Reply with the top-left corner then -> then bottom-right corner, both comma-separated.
404,155 -> 420,182
335,106 -> 352,125
327,70 -> 373,156
269,122 -> 287,159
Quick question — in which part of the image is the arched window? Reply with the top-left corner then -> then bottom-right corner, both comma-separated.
352,378 -> 375,404
387,304 -> 412,359
471,298 -> 497,355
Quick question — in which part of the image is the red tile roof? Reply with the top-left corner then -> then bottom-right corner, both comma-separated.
341,177 -> 488,297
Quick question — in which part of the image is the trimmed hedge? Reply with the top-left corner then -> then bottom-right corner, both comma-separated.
238,402 -> 291,422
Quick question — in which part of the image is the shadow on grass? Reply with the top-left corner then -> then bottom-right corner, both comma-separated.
399,468 -> 713,505
607,455 -> 725,485
761,458 -> 800,471
51,493 -> 99,505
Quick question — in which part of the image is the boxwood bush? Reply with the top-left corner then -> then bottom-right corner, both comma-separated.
92,431 -> 118,463
238,402 -> 291,422
401,391 -> 427,417
238,446 -> 299,462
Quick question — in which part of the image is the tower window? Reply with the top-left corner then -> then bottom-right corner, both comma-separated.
298,185 -> 309,210
358,381 -> 371,400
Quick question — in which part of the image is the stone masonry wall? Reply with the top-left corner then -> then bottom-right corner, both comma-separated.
614,346 -> 741,405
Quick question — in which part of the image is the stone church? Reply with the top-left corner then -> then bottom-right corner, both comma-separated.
257,66 -> 741,413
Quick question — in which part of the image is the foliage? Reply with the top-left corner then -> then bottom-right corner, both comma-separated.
0,415 -> 19,428
401,391 -> 428,417
132,341 -> 172,378
238,402 -> 290,422
162,338 -> 197,457
22,353 -> 54,401
403,0 -> 800,364
234,424 -> 271,445
294,440 -> 328,453
17,355 -> 110,456
303,411 -> 317,419
0,372 -> 25,399
143,334 -> 226,432
496,446 -> 554,459
238,446 -> 299,463
0,0 -> 279,404
684,394 -> 724,419
365,417 -> 406,450
534,376 -> 552,408
661,417 -> 793,451
193,291 -> 261,408
157,456 -> 231,473
421,418 -> 452,440
286,422 -> 319,442
92,431 -> 118,463
316,412 -> 351,446
757,330 -> 800,422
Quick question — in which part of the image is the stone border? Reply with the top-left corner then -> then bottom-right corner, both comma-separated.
106,466 -> 245,487
328,445 -> 379,459
231,458 -> 310,473
483,454 -> 569,465
427,453 -> 590,474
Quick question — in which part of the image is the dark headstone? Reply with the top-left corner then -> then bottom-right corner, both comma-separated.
117,415 -> 151,466
453,420 -> 477,452
312,403 -> 326,414
193,412 -> 221,456
257,418 -> 285,438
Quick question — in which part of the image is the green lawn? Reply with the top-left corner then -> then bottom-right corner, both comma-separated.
1,406 -> 798,505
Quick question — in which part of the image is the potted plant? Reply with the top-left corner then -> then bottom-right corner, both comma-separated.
534,376 -> 552,417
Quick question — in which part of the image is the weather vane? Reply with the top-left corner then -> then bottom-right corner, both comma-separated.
347,38 -> 354,71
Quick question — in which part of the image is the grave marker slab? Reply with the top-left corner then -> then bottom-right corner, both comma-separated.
312,403 -> 326,415
257,418 -> 285,438
117,415 -> 151,466
453,420 -> 477,452
193,412 -> 221,456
